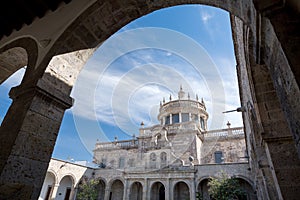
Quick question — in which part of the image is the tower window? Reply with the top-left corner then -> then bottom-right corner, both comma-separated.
200,117 -> 205,129
172,114 -> 179,124
165,116 -> 170,125
214,151 -> 223,164
119,157 -> 125,168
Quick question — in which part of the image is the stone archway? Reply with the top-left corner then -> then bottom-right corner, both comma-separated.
56,175 -> 74,200
0,1 -> 299,200
236,178 -> 257,200
39,172 -> 56,200
197,179 -> 210,200
96,179 -> 106,200
109,179 -> 124,200
129,182 -> 143,200
150,182 -> 165,200
173,181 -> 189,200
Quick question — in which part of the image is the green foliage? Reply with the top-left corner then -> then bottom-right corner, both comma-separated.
76,178 -> 99,200
208,172 -> 246,200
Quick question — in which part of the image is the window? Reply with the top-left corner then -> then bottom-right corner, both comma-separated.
200,117 -> 205,129
165,116 -> 170,125
214,151 -> 223,164
119,157 -> 125,168
172,114 -> 179,124
181,113 -> 189,122
150,153 -> 157,168
160,152 -> 167,168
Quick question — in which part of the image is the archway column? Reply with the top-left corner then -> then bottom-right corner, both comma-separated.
104,188 -> 110,200
0,78 -> 73,200
167,180 -> 172,200
189,179 -> 196,200
142,178 -> 148,200
124,179 -> 129,200
51,183 -> 60,199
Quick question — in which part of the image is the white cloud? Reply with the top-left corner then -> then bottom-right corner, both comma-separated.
201,12 -> 213,24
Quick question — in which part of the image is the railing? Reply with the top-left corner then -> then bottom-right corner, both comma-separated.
203,127 -> 244,138
95,139 -> 138,150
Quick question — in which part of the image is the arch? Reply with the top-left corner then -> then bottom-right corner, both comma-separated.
197,178 -> 210,200
39,171 -> 56,200
173,181 -> 190,200
0,37 -> 38,77
58,173 -> 76,186
109,179 -> 124,200
150,182 -> 165,200
47,169 -> 59,185
40,1 -> 257,94
49,0 -> 255,57
0,47 -> 27,84
129,181 -> 143,200
235,177 -> 257,200
95,178 -> 106,200
56,175 -> 74,200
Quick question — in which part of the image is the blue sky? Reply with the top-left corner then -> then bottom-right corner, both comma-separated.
0,5 -> 242,163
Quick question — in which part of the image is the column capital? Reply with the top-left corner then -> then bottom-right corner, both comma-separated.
9,78 -> 73,109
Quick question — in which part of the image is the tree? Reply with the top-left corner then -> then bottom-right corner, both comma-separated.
76,178 -> 99,200
207,172 -> 246,200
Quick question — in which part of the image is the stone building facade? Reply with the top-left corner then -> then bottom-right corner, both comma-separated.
40,88 -> 255,200
0,0 -> 300,199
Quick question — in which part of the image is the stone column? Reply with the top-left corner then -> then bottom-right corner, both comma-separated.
142,178 -> 148,200
169,114 -> 172,124
165,179 -> 170,200
179,113 -> 182,123
104,188 -> 110,200
0,78 -> 73,200
123,179 -> 129,200
70,185 -> 76,200
189,178 -> 196,200
51,184 -> 60,199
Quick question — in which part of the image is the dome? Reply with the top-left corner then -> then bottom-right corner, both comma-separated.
157,86 -> 209,130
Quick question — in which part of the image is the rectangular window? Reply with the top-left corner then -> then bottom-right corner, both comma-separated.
200,117 -> 205,129
119,157 -> 125,168
165,116 -> 170,125
181,113 -> 189,122
172,114 -> 179,124
214,151 -> 223,164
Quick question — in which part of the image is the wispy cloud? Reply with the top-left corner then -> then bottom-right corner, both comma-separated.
201,11 -> 213,24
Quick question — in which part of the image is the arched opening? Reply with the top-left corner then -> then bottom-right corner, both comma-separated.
160,152 -> 167,168
56,175 -> 74,200
0,67 -> 25,125
0,47 -> 27,84
236,178 -> 257,200
197,179 -> 210,200
173,181 -> 189,200
96,179 -> 106,200
0,1 -> 299,200
150,182 -> 165,200
39,172 -> 56,200
129,182 -> 143,200
109,179 -> 124,200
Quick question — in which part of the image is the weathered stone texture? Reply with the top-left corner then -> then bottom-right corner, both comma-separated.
0,0 -> 299,199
